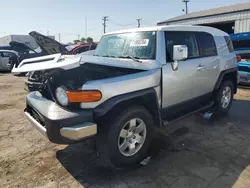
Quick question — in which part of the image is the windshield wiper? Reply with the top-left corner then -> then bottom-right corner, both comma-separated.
95,54 -> 116,58
118,56 -> 142,63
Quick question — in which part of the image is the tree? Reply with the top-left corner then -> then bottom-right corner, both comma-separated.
80,37 -> 86,44
86,37 -> 94,43
73,40 -> 80,44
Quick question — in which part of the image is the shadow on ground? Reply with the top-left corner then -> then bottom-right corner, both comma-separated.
56,99 -> 250,188
0,71 -> 10,75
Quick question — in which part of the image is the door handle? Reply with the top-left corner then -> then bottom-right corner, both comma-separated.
197,64 -> 206,71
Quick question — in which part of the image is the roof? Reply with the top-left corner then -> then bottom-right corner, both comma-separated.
158,2 -> 250,24
0,50 -> 19,55
104,25 -> 228,36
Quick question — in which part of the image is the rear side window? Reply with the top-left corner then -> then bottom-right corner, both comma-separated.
165,31 -> 199,61
196,32 -> 217,57
224,36 -> 234,53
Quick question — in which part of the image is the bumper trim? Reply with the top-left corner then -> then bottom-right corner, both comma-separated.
24,111 -> 47,137
60,122 -> 97,141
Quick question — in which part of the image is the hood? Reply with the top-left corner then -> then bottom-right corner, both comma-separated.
9,41 -> 36,54
29,31 -> 69,55
12,53 -> 161,74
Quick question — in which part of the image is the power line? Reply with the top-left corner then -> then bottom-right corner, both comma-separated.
102,16 -> 108,34
58,33 -> 61,42
85,17 -> 87,38
109,19 -> 135,26
182,0 -> 190,14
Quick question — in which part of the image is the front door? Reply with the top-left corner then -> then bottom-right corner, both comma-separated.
0,53 -> 4,70
0,52 -> 12,70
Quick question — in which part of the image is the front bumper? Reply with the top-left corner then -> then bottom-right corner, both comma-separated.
25,92 -> 97,144
238,71 -> 250,85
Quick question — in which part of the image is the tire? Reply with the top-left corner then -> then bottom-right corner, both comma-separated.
213,80 -> 234,116
96,105 -> 154,168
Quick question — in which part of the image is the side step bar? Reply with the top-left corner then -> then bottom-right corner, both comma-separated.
162,102 -> 214,126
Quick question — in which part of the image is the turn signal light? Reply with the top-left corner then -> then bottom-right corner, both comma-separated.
66,90 -> 102,103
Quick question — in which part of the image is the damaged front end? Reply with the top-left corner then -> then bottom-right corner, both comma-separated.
13,53 -> 161,144
24,62 -> 144,109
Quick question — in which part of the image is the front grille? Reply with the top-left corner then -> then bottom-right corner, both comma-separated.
238,66 -> 250,73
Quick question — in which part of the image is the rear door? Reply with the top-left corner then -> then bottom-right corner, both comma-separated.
195,32 -> 220,94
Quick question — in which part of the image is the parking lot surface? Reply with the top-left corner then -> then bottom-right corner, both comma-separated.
1,73 -> 250,188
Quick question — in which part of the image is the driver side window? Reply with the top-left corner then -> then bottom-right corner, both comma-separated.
165,31 -> 199,62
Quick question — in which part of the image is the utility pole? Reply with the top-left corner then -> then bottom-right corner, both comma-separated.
102,16 -> 108,33
182,0 -> 190,14
58,33 -> 61,42
136,18 -> 141,28
85,17 -> 88,38
78,34 -> 80,40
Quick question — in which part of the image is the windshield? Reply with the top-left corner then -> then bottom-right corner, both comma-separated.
95,31 -> 156,59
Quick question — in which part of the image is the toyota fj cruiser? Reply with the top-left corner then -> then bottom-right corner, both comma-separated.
12,25 -> 238,167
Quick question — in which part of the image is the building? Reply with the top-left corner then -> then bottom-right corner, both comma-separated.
0,35 -> 55,49
157,2 -> 250,34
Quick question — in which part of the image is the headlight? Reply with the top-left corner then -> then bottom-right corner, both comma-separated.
55,87 -> 68,106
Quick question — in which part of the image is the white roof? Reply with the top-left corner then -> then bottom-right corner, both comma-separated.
104,25 -> 228,37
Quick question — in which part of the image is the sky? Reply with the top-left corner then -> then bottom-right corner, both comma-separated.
0,0 -> 250,43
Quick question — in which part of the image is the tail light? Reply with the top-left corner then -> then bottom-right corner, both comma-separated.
236,55 -> 241,63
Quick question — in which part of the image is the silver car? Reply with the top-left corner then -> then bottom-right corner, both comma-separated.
13,25 -> 238,167
0,50 -> 19,71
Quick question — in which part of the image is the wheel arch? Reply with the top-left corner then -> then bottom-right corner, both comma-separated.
93,88 -> 162,127
214,67 -> 238,94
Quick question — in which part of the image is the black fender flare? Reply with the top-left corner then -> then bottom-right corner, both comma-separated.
93,88 -> 162,127
214,67 -> 238,93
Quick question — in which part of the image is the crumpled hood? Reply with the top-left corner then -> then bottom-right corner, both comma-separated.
12,53 -> 161,73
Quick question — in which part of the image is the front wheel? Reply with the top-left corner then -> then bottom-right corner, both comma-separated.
213,80 -> 234,116
96,106 -> 154,167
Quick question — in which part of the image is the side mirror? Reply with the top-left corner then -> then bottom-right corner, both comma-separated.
172,45 -> 188,71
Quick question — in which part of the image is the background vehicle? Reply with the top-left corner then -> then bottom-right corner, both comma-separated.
13,26 -> 238,167
230,32 -> 250,85
0,50 -> 19,71
70,43 -> 97,54
0,46 -> 13,50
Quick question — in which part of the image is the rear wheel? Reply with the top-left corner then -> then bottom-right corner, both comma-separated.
213,80 -> 234,116
96,105 -> 154,167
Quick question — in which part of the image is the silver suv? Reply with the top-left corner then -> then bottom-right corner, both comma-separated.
13,25 -> 238,167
